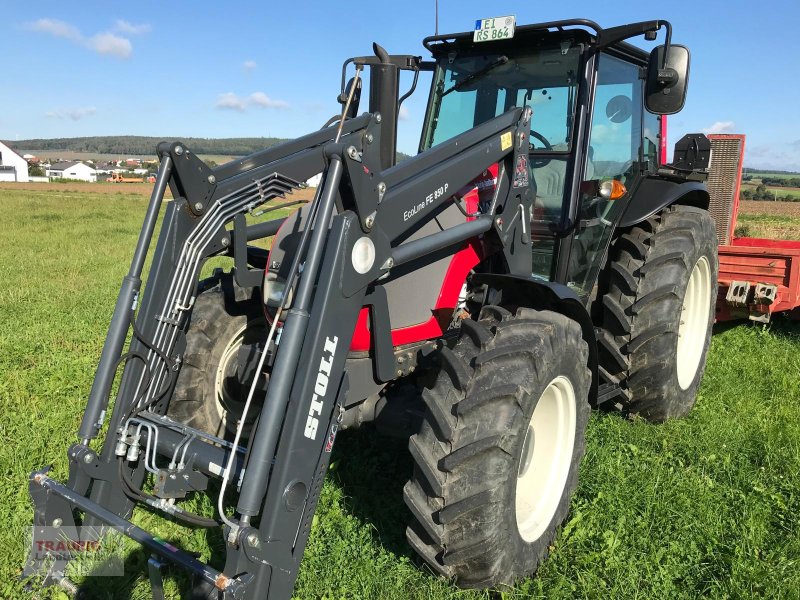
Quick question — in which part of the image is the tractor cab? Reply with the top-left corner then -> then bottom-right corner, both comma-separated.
416,19 -> 689,299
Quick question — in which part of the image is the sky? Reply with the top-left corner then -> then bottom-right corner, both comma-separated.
1,0 -> 798,170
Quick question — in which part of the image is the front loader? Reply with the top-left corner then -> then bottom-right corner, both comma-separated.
26,17 -> 717,599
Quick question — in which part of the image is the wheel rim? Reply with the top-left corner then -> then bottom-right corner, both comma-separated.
214,321 -> 267,434
515,375 -> 577,543
676,256 -> 712,390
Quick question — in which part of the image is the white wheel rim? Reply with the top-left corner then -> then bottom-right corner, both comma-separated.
676,256 -> 712,390
214,324 -> 247,431
214,322 -> 265,433
515,375 -> 577,543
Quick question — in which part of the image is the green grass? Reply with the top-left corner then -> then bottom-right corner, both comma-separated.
736,213 -> 800,240
1,188 -> 800,599
745,172 -> 800,180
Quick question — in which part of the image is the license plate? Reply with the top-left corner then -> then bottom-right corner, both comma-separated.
473,15 -> 516,43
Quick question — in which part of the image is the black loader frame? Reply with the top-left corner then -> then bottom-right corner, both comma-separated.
26,18 -> 709,599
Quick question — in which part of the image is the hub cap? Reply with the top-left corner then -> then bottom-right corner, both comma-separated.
676,256 -> 712,390
515,375 -> 576,543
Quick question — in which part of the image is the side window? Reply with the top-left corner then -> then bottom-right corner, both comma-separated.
567,53 -> 644,297
588,54 -> 642,183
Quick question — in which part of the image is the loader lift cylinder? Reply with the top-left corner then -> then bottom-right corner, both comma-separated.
236,155 -> 345,517
78,155 -> 173,441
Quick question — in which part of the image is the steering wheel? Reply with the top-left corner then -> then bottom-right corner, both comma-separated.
529,129 -> 552,151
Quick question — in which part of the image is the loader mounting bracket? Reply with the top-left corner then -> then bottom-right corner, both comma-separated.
158,141 -> 217,215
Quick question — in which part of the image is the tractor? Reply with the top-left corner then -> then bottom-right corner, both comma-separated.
26,17 -> 717,599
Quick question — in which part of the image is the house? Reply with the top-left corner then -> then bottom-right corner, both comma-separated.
0,141 -> 30,182
46,161 -> 97,182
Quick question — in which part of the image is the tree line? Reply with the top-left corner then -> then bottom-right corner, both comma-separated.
741,184 -> 800,202
11,136 -> 289,156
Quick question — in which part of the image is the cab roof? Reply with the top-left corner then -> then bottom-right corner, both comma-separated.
423,18 -> 650,64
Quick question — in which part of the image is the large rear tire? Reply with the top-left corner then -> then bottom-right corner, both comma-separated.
597,204 -> 718,422
167,271 -> 267,438
404,306 -> 591,588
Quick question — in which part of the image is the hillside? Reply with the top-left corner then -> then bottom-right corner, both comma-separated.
9,136 -> 288,157
10,136 -> 412,162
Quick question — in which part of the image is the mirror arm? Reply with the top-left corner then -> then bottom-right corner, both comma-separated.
660,20 -> 673,70
655,21 -> 679,88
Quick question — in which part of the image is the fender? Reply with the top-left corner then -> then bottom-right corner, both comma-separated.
470,273 -> 599,403
619,176 -> 710,228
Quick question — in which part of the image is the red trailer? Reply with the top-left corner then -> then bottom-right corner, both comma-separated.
706,134 -> 800,322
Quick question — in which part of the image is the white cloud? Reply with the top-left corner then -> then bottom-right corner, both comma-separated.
215,92 -> 290,112
45,107 -> 97,121
702,121 -> 735,135
248,92 -> 289,109
26,18 -> 81,41
113,20 -> 151,35
398,105 -> 410,121
215,92 -> 248,112
88,33 -> 132,58
25,18 -> 133,59
745,144 -> 800,172
243,60 -> 257,73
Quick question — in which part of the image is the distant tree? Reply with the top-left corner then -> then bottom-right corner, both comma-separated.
28,164 -> 44,176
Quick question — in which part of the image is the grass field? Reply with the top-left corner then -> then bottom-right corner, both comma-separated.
736,200 -> 800,240
1,186 -> 800,599
744,172 -> 800,180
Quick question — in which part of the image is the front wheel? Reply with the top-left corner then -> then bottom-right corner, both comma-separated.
167,271 -> 267,438
404,306 -> 591,588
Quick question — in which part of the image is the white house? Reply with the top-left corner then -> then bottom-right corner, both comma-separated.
46,161 -> 97,182
0,141 -> 29,182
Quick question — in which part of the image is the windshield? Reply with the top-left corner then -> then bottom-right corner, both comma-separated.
422,43 -> 582,151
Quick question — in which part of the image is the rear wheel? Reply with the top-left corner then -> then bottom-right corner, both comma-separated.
404,306 -> 591,588
168,272 -> 267,438
597,204 -> 718,421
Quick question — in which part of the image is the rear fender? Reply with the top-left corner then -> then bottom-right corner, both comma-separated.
470,273 -> 599,404
619,177 -> 709,228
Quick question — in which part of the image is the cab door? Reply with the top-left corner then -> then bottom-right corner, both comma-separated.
566,52 -> 647,298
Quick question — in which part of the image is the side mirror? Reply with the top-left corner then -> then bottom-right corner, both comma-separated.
645,44 -> 690,115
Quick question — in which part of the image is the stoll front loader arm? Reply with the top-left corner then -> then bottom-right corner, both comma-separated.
26,47 -> 535,599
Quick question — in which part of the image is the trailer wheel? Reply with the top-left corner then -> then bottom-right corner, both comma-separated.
597,204 -> 718,422
168,271 -> 267,438
404,306 -> 591,588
